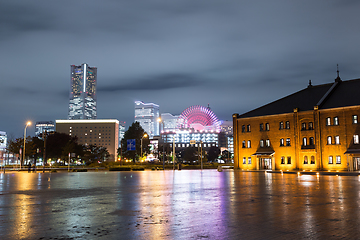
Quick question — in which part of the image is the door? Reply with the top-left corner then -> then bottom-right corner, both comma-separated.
354,157 -> 360,170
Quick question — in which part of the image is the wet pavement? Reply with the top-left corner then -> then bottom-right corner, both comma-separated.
1,170 -> 360,239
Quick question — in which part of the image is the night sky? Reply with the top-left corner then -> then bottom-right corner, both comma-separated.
1,0 -> 360,138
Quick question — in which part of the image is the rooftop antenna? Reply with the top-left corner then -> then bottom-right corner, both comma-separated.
335,64 -> 342,82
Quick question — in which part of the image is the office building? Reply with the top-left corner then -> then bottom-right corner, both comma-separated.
134,101 -> 160,139
69,63 -> 97,120
119,121 -> 126,147
56,119 -> 119,161
35,121 -> 55,138
160,113 -> 179,131
233,74 -> 360,171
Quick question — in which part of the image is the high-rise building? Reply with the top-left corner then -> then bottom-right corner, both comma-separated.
160,113 -> 179,131
134,101 -> 160,139
118,121 -> 126,147
35,121 -> 55,138
69,63 -> 97,120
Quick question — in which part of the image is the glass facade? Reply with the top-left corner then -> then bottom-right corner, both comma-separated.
69,63 -> 97,120
35,121 -> 55,138
134,101 -> 160,138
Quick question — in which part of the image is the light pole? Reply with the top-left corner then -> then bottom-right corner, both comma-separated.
140,133 -> 148,162
173,135 -> 175,170
157,117 -> 165,170
22,121 -> 31,170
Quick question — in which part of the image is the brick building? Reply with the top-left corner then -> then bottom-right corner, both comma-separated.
233,74 -> 360,171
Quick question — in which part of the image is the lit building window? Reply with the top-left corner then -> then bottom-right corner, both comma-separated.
247,140 -> 251,148
353,115 -> 358,124
326,117 -> 331,126
335,136 -> 340,145
280,138 -> 284,146
265,123 -> 270,131
266,139 -> 270,147
334,117 -> 339,125
301,123 -> 306,130
279,122 -> 284,130
242,141 -> 246,148
311,156 -> 315,164
247,125 -> 251,132
287,156 -> 291,164
327,136 -> 332,145
336,156 -> 341,164
243,157 -> 246,164
303,137 -> 307,146
281,156 -> 285,164
329,156 -> 333,164
286,138 -> 291,146
304,156 -> 308,164
260,123 -> 264,131
248,157 -> 251,164
354,135 -> 359,144
308,122 -> 313,130
285,121 -> 290,129
260,140 -> 264,147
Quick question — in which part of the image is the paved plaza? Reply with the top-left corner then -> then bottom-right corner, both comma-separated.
1,170 -> 360,239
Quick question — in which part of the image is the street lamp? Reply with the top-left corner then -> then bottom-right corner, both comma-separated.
140,133 -> 148,161
157,117 -> 165,170
22,121 -> 31,170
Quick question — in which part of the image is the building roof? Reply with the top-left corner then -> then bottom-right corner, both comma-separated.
237,78 -> 360,119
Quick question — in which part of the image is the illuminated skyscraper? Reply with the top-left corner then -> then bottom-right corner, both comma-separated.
134,101 -> 160,138
68,63 -> 97,120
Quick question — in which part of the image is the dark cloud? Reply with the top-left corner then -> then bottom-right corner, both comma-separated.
98,74 -> 202,92
1,0 -> 360,137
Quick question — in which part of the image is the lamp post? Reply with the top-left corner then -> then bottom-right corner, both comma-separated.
22,121 -> 31,170
140,133 -> 148,162
173,135 -> 175,170
157,117 -> 165,170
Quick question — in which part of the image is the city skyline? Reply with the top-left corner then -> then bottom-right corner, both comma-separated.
1,1 -> 360,138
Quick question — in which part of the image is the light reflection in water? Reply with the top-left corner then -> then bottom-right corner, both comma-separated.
1,171 -> 360,239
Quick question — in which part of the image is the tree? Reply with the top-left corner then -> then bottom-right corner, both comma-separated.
182,146 -> 198,164
46,132 -> 79,162
121,122 -> 150,162
207,146 -> 220,162
83,144 -> 110,165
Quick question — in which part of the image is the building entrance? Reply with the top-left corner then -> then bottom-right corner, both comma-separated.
353,157 -> 360,170
259,158 -> 272,170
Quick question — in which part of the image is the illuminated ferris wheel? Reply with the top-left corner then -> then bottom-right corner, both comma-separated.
177,105 -> 221,132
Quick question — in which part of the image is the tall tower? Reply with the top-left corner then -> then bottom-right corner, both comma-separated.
134,101 -> 160,138
69,63 -> 97,120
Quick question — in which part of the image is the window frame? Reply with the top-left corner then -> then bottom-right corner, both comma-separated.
248,157 -> 251,164
279,121 -> 284,130
280,138 -> 284,146
328,156 -> 333,164
285,121 -> 290,129
336,155 -> 341,164
287,156 -> 291,164
354,135 -> 359,144
353,115 -> 358,124
304,156 -> 308,164
247,140 -> 251,148
326,117 -> 331,126
334,135 -> 340,145
327,136 -> 332,145
334,117 -> 339,126
286,138 -> 291,146
265,123 -> 270,131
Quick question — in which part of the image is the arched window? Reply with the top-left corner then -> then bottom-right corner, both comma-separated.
304,156 -> 308,164
279,122 -> 284,130
310,156 -> 315,164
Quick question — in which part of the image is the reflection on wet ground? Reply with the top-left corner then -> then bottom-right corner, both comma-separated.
0,170 -> 359,239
